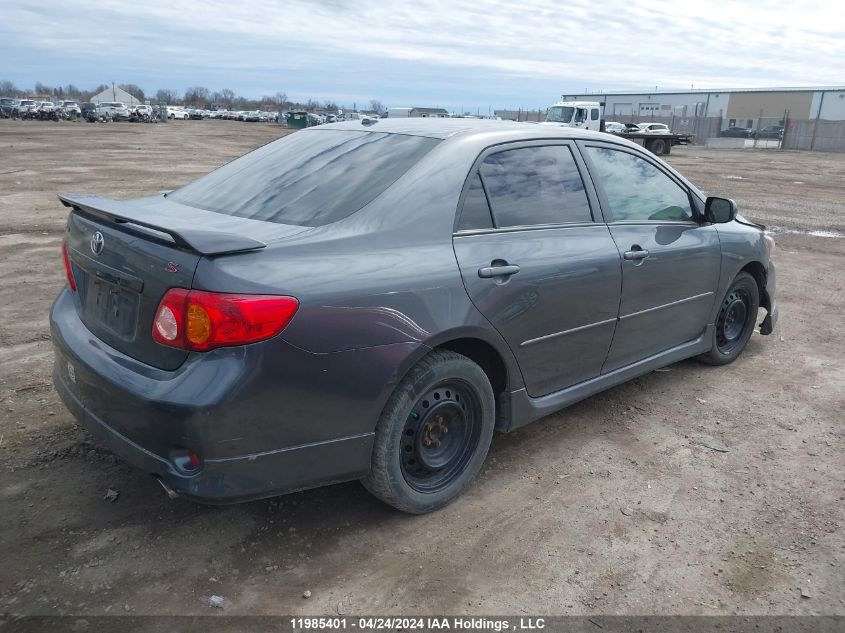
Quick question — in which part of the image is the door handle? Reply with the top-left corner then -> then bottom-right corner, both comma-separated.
623,247 -> 650,261
478,263 -> 520,278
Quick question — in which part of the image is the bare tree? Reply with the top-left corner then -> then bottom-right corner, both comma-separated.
369,99 -> 385,115
184,86 -> 210,107
1,80 -> 19,96
34,82 -> 53,97
155,88 -> 179,105
273,91 -> 287,107
119,84 -> 145,100
219,88 -> 235,108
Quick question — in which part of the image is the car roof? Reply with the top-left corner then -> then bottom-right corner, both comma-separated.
311,118 -> 625,143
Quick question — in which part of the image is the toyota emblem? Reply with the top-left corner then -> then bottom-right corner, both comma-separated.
90,231 -> 105,256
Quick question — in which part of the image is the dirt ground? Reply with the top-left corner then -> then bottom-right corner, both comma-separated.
0,121 -> 842,617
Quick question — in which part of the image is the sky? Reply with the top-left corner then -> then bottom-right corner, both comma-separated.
2,0 -> 844,111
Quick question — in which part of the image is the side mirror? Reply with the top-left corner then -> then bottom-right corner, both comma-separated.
704,197 -> 737,224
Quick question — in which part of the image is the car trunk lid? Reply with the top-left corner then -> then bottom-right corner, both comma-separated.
60,193 -> 311,370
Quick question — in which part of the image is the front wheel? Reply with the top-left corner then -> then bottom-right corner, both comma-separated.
697,271 -> 759,366
363,350 -> 495,513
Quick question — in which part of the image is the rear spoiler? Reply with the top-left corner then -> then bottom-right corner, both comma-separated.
58,194 -> 266,256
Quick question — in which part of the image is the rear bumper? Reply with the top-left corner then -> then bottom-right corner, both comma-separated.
54,363 -> 373,503
50,289 -> 420,503
760,261 -> 778,335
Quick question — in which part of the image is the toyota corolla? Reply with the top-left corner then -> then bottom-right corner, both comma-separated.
51,119 -> 777,513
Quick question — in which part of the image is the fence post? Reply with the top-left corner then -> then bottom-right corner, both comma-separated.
810,92 -> 826,151
754,108 -> 762,148
780,109 -> 788,150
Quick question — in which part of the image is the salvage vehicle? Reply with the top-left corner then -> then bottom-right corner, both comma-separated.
637,122 -> 672,134
52,119 -> 777,514
97,102 -> 131,121
754,125 -> 784,140
57,100 -> 82,118
0,97 -> 20,118
166,106 -> 189,120
721,126 -> 753,138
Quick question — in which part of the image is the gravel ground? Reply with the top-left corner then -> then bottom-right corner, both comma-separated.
0,121 -> 842,617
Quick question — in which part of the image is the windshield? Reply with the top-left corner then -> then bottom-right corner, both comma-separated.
170,130 -> 441,227
546,106 -> 575,123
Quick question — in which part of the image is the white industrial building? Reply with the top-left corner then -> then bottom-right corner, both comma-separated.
90,86 -> 144,106
560,86 -> 845,128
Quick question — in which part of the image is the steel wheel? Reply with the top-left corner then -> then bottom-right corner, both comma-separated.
400,381 -> 483,493
716,288 -> 752,354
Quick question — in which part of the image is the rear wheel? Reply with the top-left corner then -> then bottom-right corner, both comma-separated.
363,350 -> 495,513
650,138 -> 667,154
697,272 -> 759,365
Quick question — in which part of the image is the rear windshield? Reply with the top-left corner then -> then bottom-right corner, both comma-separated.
169,130 -> 441,226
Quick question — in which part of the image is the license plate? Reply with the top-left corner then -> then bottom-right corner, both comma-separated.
87,279 -> 138,338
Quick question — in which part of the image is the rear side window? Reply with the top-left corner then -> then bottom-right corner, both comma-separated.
170,130 -> 440,226
585,146 -> 692,222
479,145 -> 592,227
456,173 -> 494,231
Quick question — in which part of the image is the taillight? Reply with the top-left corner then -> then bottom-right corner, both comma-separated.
61,240 -> 77,292
152,289 -> 298,351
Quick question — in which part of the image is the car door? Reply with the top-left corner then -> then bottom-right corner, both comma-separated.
579,142 -> 722,372
452,142 -> 622,397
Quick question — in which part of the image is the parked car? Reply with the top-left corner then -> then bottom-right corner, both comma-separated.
243,111 -> 260,122
637,122 -> 672,134
56,100 -> 82,118
16,99 -> 37,115
80,102 -> 101,122
0,97 -> 20,118
97,102 -> 130,120
130,104 -> 153,116
754,125 -> 784,139
52,120 -> 777,514
721,126 -> 753,138
166,106 -> 189,120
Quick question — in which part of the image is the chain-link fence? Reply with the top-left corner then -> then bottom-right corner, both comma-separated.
494,107 -> 845,152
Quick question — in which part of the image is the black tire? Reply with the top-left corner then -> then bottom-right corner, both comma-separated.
697,272 -> 759,366
650,138 -> 667,154
363,350 -> 495,514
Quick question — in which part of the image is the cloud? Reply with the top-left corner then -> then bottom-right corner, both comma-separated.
1,0 -> 843,109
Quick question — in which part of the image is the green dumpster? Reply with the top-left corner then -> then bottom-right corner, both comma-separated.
286,110 -> 308,129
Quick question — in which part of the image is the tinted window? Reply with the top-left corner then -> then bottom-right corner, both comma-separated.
457,173 -> 493,231
170,130 -> 440,226
591,108 -> 599,120
585,147 -> 692,221
480,146 -> 591,227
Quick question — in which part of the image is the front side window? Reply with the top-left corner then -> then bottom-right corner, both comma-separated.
479,145 -> 592,227
585,146 -> 692,222
170,130 -> 440,226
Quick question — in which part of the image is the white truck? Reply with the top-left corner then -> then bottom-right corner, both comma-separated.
542,100 -> 691,155
541,101 -> 602,130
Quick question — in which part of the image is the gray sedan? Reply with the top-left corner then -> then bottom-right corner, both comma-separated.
51,119 -> 777,513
